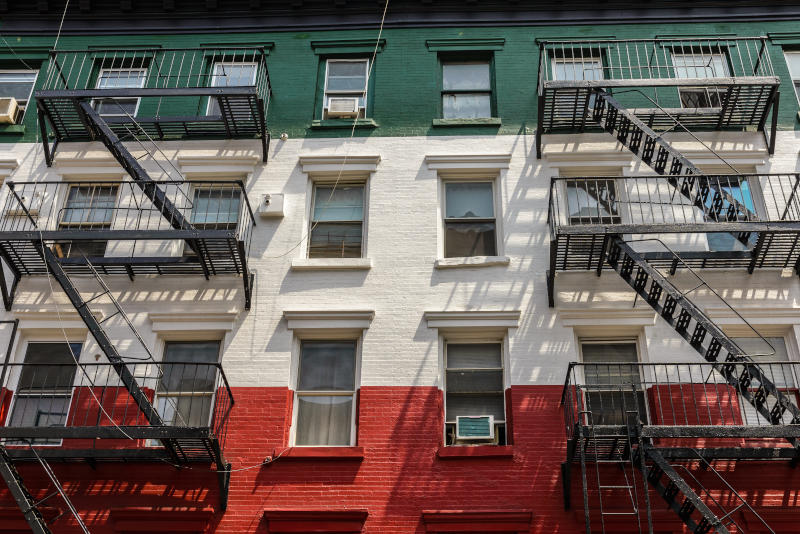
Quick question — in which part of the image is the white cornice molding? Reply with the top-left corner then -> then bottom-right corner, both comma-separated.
299,155 -> 381,178
558,308 -> 656,327
149,312 -> 239,332
0,159 -> 19,181
53,156 -> 125,178
284,310 -> 375,333
425,154 -> 512,175
177,155 -> 260,178
423,310 -> 521,332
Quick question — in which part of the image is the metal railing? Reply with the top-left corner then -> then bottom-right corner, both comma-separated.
1,362 -> 234,448
40,46 -> 271,101
548,174 -> 800,236
561,361 -> 800,441
538,37 -> 775,92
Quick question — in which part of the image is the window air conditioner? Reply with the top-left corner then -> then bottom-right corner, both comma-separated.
0,98 -> 19,124
327,97 -> 360,118
456,415 -> 495,440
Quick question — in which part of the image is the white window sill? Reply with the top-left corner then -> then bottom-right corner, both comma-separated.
290,258 -> 373,271
435,256 -> 511,269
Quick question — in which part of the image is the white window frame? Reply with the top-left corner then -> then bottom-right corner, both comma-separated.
290,334 -> 362,447
440,178 -> 501,259
322,58 -> 369,119
307,181 -> 367,259
93,67 -> 147,118
442,338 -> 507,446
784,51 -> 800,106
206,62 -> 258,116
0,69 -> 38,121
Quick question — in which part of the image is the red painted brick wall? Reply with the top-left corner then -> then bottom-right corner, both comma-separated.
1,385 -> 800,533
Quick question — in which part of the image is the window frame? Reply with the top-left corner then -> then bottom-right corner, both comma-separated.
439,57 -> 495,120
0,68 -> 38,122
440,178 -> 500,259
321,58 -> 370,120
291,336 -> 361,447
93,67 -> 148,118
206,61 -> 258,116
784,51 -> 800,106
307,180 -> 368,259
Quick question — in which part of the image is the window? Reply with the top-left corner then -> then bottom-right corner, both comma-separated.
323,59 -> 368,119
7,342 -> 80,444
309,184 -> 365,258
54,184 -> 118,258
156,341 -> 220,428
733,336 -> 797,425
441,60 -> 492,119
672,53 -> 729,108
93,68 -> 147,118
0,70 -> 37,122
565,179 -> 620,225
785,52 -> 800,105
294,341 -> 357,446
443,181 -> 497,258
444,343 -> 505,446
580,341 -> 645,426
207,62 -> 257,116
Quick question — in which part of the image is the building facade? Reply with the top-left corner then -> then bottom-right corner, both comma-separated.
1,2 -> 800,532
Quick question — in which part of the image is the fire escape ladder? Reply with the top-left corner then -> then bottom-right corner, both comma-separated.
607,237 -> 800,453
592,91 -> 755,245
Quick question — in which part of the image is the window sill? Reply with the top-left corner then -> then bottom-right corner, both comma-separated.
435,256 -> 510,269
0,124 -> 25,135
311,118 -> 378,129
291,258 -> 372,271
432,118 -> 501,127
279,446 -> 365,460
437,445 -> 514,459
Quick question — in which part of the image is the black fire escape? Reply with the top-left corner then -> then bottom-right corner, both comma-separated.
0,46 -> 269,531
538,37 -> 800,533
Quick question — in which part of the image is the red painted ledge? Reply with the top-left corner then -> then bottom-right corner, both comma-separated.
436,445 -> 514,459
277,446 -> 365,460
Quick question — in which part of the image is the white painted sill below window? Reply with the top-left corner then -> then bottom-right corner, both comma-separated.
290,258 -> 373,271
434,256 -> 511,269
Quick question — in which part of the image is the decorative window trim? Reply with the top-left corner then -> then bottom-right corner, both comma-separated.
177,155 -> 260,179
426,38 -> 505,52
284,310 -> 374,335
421,510 -> 533,533
311,39 -> 386,55
424,310 -> 520,337
263,510 -> 368,533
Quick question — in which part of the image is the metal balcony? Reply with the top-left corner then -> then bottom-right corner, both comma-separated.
537,37 -> 779,134
0,180 -> 256,309
0,361 -> 234,464
35,47 -> 272,163
547,173 -> 800,275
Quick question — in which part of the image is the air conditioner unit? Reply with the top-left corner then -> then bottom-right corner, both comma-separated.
327,97 -> 360,118
456,415 -> 495,440
0,98 -> 19,124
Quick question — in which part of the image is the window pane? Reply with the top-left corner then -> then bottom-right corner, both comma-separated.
552,59 -> 602,81
298,341 -> 356,391
447,343 -> 502,369
442,93 -> 491,119
444,222 -> 496,257
295,395 -> 353,445
443,62 -> 490,91
327,61 -> 368,92
0,71 -> 37,101
17,343 -> 80,391
445,393 -> 504,422
309,222 -> 363,258
313,186 -> 364,222
445,182 -> 494,219
61,186 -> 117,224
211,63 -> 256,87
672,53 -> 729,78
192,188 -> 241,226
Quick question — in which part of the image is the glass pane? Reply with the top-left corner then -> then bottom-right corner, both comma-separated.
0,71 -> 37,101
211,63 -> 256,87
567,180 -> 618,222
313,186 -> 364,222
552,59 -> 603,81
18,342 -> 80,391
442,93 -> 491,119
672,53 -> 729,78
447,343 -> 502,369
295,395 -> 353,446
445,393 -> 504,421
582,343 -> 640,386
309,222 -> 362,258
298,341 -> 356,391
446,370 -> 503,393
444,222 -> 496,257
327,61 -> 368,92
97,69 -> 146,89
160,341 -> 220,392
192,188 -> 241,227
61,186 -> 117,225
445,182 -> 494,219
442,62 -> 490,91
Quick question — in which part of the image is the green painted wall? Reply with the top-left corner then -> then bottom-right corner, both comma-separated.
1,20 -> 800,143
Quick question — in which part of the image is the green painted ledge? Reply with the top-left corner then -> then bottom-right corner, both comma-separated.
310,118 -> 379,129
0,124 -> 26,136
432,117 -> 502,127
